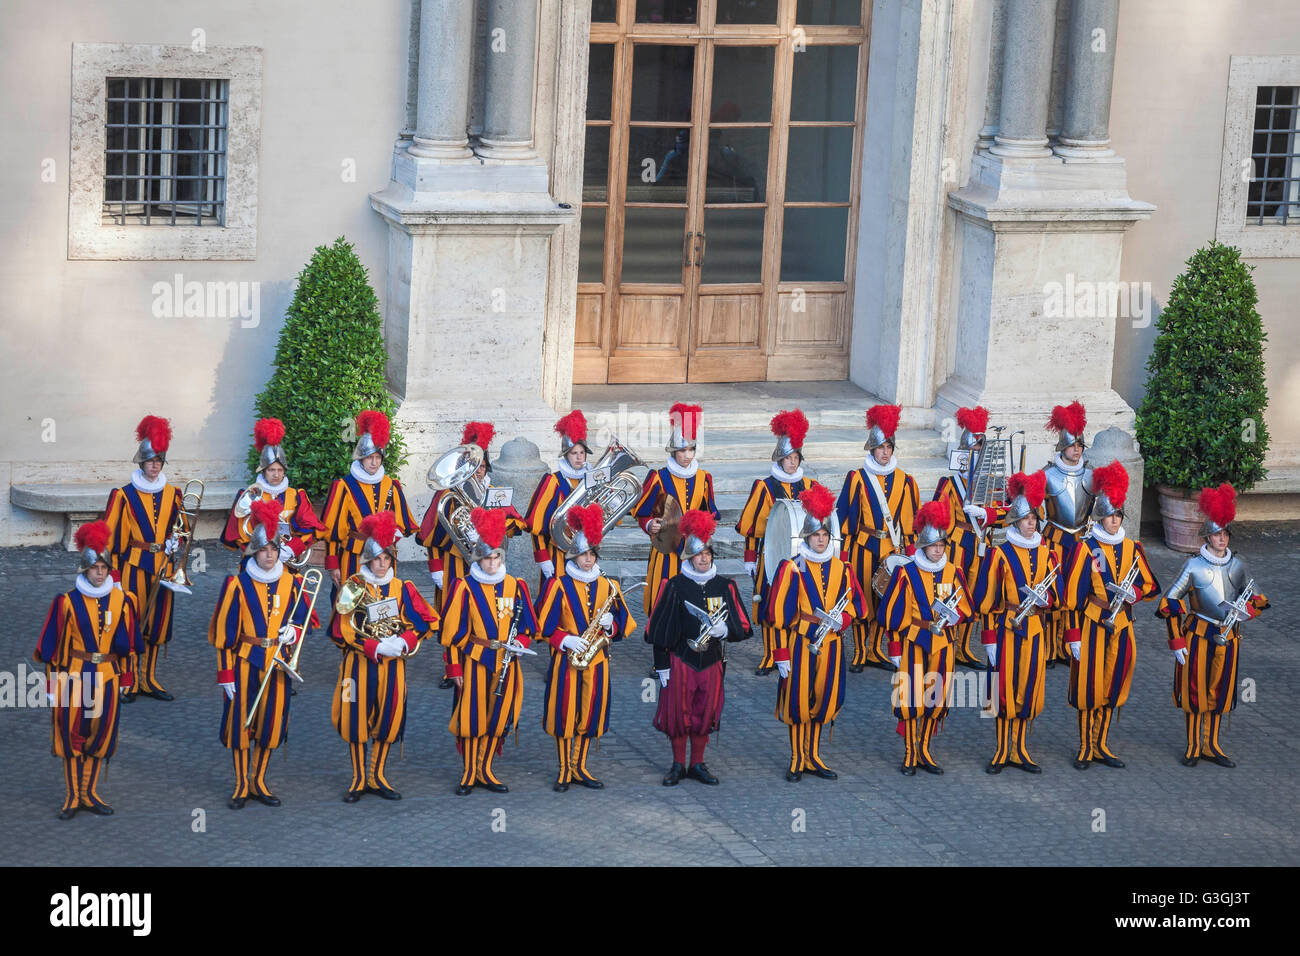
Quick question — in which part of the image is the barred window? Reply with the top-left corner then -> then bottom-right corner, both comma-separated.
1247,85 -> 1300,225
104,77 -> 228,227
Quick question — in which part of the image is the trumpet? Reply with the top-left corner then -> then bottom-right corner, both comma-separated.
142,478 -> 204,623
246,568 -> 322,726
335,574 -> 420,656
684,600 -> 729,653
808,590 -> 852,656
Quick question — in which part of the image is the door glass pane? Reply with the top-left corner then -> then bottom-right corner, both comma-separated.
705,127 -> 768,203
584,127 -> 611,202
630,45 -> 695,122
790,45 -> 859,122
780,207 -> 848,281
784,127 -> 852,202
626,127 -> 691,202
622,206 -> 689,284
715,0 -> 778,24
797,0 -> 861,25
711,46 -> 774,122
588,44 -> 615,121
591,0 -> 618,22
636,0 -> 698,24
579,206 -> 607,283
701,208 -> 765,283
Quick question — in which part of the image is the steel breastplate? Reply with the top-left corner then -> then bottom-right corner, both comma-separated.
1183,555 -> 1248,625
1043,463 -> 1094,532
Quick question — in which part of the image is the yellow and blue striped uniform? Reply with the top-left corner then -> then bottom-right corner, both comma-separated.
220,486 -> 323,557
632,467 -> 720,618
932,474 -> 1003,667
523,471 -> 585,582
736,474 -> 813,670
321,474 -> 417,584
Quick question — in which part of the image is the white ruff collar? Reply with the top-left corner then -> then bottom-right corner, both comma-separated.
565,560 -> 601,583
1054,453 -> 1085,475
1006,527 -> 1042,550
245,558 -> 285,583
666,456 -> 699,480
1201,545 -> 1232,565
256,474 -> 290,496
681,563 -> 716,584
863,454 -> 897,476
798,541 -> 833,564
914,550 -> 946,573
771,462 -> 805,484
76,575 -> 114,598
557,459 -> 589,482
360,565 -> 394,586
470,563 -> 507,585
1092,524 -> 1126,545
131,468 -> 167,493
350,460 -> 385,485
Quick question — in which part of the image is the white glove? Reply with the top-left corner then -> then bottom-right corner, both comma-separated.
559,634 -> 589,655
744,561 -> 757,579
889,655 -> 902,669
376,636 -> 406,659
598,612 -> 614,630
1068,640 -> 1081,660
538,559 -> 556,578
431,570 -> 444,589
776,660 -> 790,679
164,535 -> 180,555
278,624 -> 296,645
278,543 -> 295,563
657,668 -> 670,688
986,644 -> 998,667
1174,648 -> 1188,666
709,620 -> 728,638
220,682 -> 236,700
963,504 -> 986,527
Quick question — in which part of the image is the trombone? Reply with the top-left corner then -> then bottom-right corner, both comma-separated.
142,478 -> 204,623
246,568 -> 322,726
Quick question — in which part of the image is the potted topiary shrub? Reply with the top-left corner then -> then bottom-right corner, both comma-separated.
248,237 -> 406,506
1135,240 -> 1269,551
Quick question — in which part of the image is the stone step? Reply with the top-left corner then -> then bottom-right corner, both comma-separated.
651,457 -> 956,495
599,557 -> 748,589
599,524 -> 745,560
688,426 -> 948,461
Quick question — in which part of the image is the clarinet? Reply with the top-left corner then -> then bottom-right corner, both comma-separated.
493,600 -> 526,698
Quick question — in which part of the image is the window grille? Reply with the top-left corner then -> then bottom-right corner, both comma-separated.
1247,85 -> 1300,225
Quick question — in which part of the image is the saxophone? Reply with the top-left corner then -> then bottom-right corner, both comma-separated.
570,579 -> 642,669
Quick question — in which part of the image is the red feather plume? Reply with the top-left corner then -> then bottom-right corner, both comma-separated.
566,503 -> 605,549
249,500 -> 284,539
461,421 -> 495,450
356,410 -> 391,449
74,521 -> 111,555
956,406 -> 988,434
678,509 -> 716,545
1007,471 -> 1047,510
669,403 -> 703,441
798,483 -> 835,522
1198,483 -> 1237,528
1047,401 -> 1087,437
470,507 -> 507,549
253,417 -> 285,450
135,415 -> 172,454
359,511 -> 399,550
866,404 -> 901,438
554,410 -> 588,444
770,409 -> 809,449
1092,461 -> 1129,508
916,499 -> 952,533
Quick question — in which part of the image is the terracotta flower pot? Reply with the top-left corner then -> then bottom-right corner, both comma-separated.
1156,484 -> 1202,553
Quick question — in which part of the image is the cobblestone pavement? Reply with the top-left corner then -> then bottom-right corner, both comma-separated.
1,526 -> 1296,867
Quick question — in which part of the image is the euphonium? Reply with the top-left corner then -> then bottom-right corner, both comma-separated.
549,437 -> 647,551
427,444 -> 488,561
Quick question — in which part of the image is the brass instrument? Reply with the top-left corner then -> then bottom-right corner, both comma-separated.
650,496 -> 683,555
237,487 -> 314,571
246,568 -> 322,726
142,478 -> 204,622
808,589 -> 852,656
1214,578 -> 1257,646
1090,546 -> 1142,631
569,580 -> 644,670
1011,556 -> 1060,628
684,600 -> 729,653
549,438 -> 648,551
427,443 -> 488,561
335,573 -> 420,656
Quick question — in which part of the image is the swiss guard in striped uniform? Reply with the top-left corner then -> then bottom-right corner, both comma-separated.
766,484 -> 866,782
646,511 -> 752,787
931,406 -> 1003,667
1159,484 -> 1267,768
1062,462 -> 1159,770
331,512 -> 437,803
440,507 -> 540,795
878,500 -> 974,776
220,417 -> 323,563
973,471 -> 1064,775
736,409 -> 814,676
534,504 -> 636,791
524,410 -> 592,588
837,404 -> 920,672
1041,402 -> 1096,666
102,415 -> 188,702
208,501 -> 314,809
34,521 -> 141,819
632,403 -> 721,618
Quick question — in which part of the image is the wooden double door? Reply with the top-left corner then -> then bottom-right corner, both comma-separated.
576,0 -> 870,384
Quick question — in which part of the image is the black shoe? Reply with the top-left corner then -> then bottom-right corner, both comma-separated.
849,663 -> 865,673
120,689 -> 137,703
85,800 -> 115,816
439,676 -> 455,689
1094,754 -> 1125,769
1073,757 -> 1091,770
142,689 -> 175,702
342,789 -> 364,803
1015,760 -> 1042,774
807,766 -> 838,780
1205,753 -> 1236,768
918,761 -> 943,776
687,763 -> 719,785
662,762 -> 686,786
251,793 -> 281,807
57,807 -> 79,820
1180,754 -> 1200,767
481,781 -> 508,794
455,783 -> 474,796
574,772 -> 604,790
985,761 -> 1004,775
1046,658 -> 1057,669
367,784 -> 402,800
553,780 -> 570,792
785,769 -> 803,782
901,763 -> 917,776
755,666 -> 774,676
228,797 -> 247,810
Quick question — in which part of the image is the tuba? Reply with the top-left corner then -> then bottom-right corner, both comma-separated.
427,443 -> 488,561
549,437 -> 647,552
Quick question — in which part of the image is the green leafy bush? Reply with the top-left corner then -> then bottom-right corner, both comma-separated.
247,237 -> 405,500
1136,240 -> 1268,491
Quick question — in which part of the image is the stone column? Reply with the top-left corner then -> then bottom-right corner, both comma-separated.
477,0 -> 540,160
1055,0 -> 1121,159
976,0 -> 1007,151
990,0 -> 1059,158
408,0 -> 476,159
